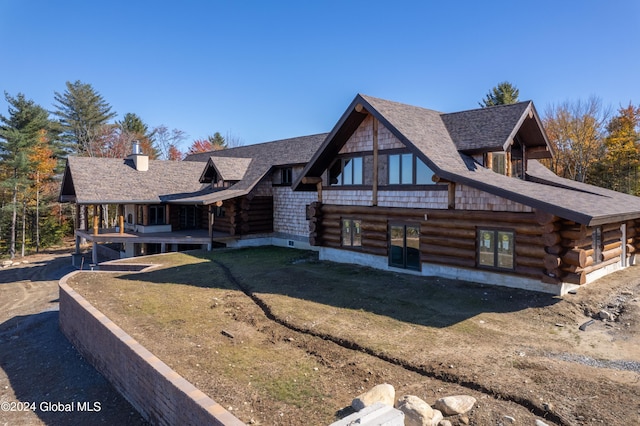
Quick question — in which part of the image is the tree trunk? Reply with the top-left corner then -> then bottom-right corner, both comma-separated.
21,198 -> 26,257
36,171 -> 40,253
10,178 -> 17,259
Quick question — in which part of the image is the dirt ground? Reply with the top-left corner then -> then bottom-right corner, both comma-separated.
68,248 -> 640,426
0,247 -> 147,426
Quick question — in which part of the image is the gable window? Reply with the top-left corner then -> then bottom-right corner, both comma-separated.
478,229 -> 514,270
341,219 -> 362,247
388,154 -> 434,185
329,157 -> 363,186
491,153 -> 506,175
389,223 -> 421,270
281,167 -> 293,186
149,205 -> 165,225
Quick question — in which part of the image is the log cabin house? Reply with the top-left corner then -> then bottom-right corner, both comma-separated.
59,94 -> 640,294
59,135 -> 326,265
294,94 -> 640,295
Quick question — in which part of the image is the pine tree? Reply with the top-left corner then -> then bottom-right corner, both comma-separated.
118,113 -> 157,158
480,82 -> 520,107
53,80 -> 116,156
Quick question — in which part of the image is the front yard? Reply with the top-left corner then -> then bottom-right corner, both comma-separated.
67,247 -> 640,425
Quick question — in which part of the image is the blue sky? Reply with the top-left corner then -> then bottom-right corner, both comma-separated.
1,1 -> 639,151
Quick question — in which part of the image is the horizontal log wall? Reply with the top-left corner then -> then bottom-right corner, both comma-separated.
541,213 -> 636,285
213,199 -> 238,235
310,202 -> 548,280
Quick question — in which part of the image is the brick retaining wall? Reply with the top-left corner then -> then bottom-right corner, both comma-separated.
59,272 -> 244,426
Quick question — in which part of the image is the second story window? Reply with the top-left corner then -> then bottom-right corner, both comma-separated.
329,157 -> 363,186
388,154 -> 434,185
281,167 -> 293,186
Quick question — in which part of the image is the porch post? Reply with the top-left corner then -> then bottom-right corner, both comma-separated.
92,242 -> 98,264
93,205 -> 99,235
161,243 -> 166,253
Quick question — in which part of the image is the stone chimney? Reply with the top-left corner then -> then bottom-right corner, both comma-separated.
128,141 -> 148,172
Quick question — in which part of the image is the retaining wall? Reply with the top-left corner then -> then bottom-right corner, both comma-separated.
59,272 -> 245,426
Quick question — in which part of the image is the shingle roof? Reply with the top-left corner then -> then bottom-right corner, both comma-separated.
201,156 -> 253,182
61,134 -> 328,206
295,94 -> 640,226
442,102 -> 531,152
177,134 -> 327,204
60,157 -> 210,204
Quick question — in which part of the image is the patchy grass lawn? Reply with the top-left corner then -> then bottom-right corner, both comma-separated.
68,247 -> 640,426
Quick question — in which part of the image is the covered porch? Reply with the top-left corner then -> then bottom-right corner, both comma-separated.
74,228 -> 229,265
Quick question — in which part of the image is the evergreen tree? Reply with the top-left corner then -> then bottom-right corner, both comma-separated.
118,113 -> 157,158
208,132 -> 227,150
480,81 -> 520,107
0,93 -> 52,258
53,80 -> 116,156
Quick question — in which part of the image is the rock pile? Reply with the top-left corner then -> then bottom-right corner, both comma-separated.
349,383 -> 476,426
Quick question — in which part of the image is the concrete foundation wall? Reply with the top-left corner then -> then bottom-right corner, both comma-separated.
59,274 -> 244,426
318,247 -> 573,295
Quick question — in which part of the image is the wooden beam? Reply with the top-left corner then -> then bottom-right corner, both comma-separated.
448,183 -> 456,209
486,152 -> 493,170
316,181 -> 323,203
372,117 -> 379,206
302,176 -> 322,184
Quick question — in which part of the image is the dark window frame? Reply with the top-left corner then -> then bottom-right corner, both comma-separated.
280,167 -> 293,186
148,205 -> 165,225
341,218 -> 362,249
477,228 -> 515,271
329,156 -> 364,186
388,153 -> 435,185
592,227 -> 602,265
388,222 -> 421,271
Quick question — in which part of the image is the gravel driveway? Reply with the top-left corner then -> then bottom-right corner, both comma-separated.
0,250 -> 147,426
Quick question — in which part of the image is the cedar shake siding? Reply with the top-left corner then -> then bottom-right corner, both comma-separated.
295,94 -> 640,294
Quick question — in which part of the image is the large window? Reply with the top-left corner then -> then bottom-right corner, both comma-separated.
388,154 -> 434,185
478,229 -> 514,270
341,219 -> 362,248
389,224 -> 421,270
149,205 -> 165,225
329,157 -> 363,186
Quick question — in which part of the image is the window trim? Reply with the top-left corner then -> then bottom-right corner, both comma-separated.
329,156 -> 364,186
341,218 -> 362,249
388,153 -> 435,186
275,167 -> 293,186
476,228 -> 515,271
592,227 -> 602,265
388,222 -> 421,271
148,205 -> 165,225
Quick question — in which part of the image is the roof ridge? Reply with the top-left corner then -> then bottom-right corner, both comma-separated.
442,100 -> 532,117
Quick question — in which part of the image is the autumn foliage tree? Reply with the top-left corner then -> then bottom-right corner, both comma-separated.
543,97 -> 609,182
590,103 -> 640,194
186,132 -> 227,155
